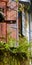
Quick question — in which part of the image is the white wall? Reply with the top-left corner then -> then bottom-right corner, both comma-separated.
22,11 -> 29,41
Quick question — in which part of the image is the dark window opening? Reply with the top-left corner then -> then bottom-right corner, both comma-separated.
0,8 -> 5,22
19,12 -> 24,37
0,13 -> 4,22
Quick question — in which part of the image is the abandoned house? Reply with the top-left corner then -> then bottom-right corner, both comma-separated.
0,0 -> 32,43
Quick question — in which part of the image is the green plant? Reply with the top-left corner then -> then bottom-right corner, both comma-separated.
16,0 -> 18,2
18,36 -> 30,58
7,35 -> 16,47
0,35 -> 30,59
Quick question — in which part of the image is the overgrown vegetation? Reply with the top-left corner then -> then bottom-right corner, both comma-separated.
0,35 -> 30,59
16,0 -> 30,12
0,35 -> 31,65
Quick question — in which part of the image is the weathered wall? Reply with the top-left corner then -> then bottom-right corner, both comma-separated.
0,22 -> 7,42
0,1 -> 18,42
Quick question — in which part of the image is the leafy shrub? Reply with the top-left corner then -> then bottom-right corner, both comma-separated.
0,35 -> 30,59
